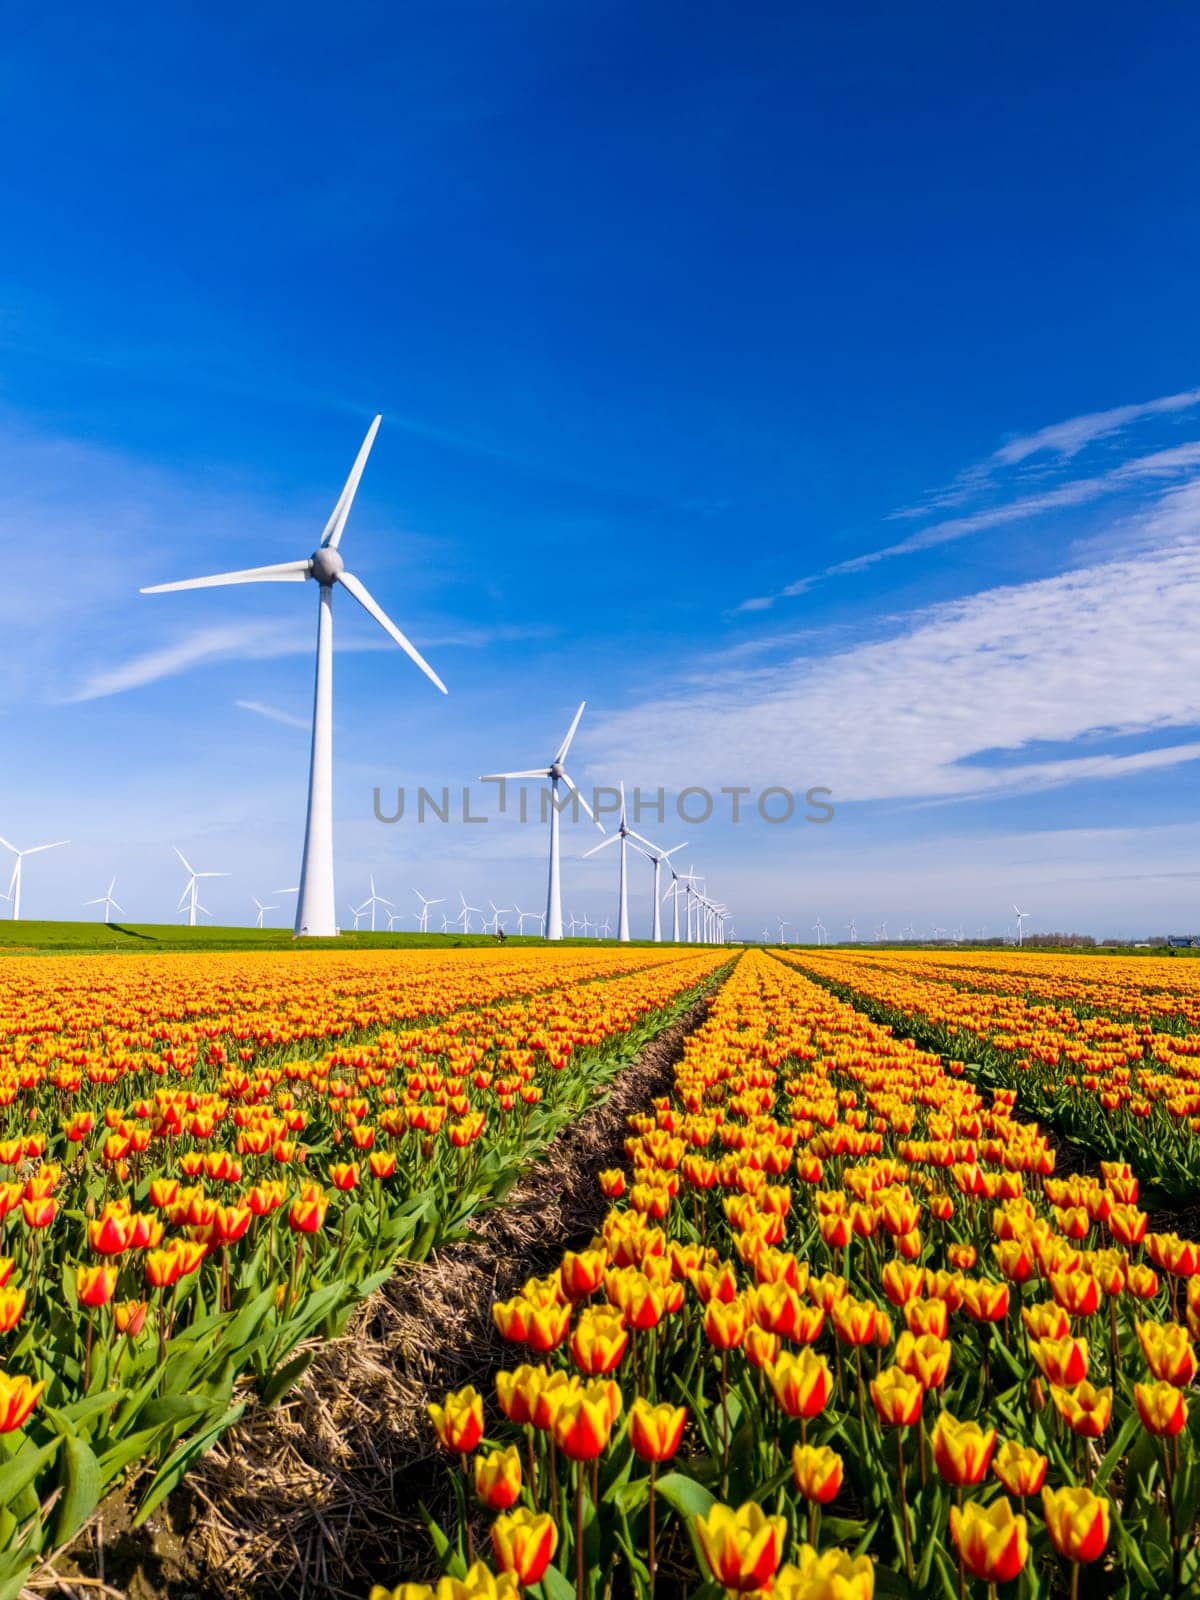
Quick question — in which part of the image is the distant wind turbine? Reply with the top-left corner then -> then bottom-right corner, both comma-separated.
142,416 -> 447,938
480,703 -> 603,941
413,888 -> 445,934
624,829 -> 687,942
1013,904 -> 1029,947
85,877 -> 123,924
0,837 -> 69,922
174,847 -> 228,928
457,893 -> 482,933
252,896 -> 278,929
357,875 -> 393,932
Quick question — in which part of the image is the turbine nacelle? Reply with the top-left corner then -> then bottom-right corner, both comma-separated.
310,547 -> 345,585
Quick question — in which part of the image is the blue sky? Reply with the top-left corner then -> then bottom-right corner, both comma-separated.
3,2 -> 1200,937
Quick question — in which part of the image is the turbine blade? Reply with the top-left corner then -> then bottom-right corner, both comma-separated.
110,900 -> 124,913
338,571 -> 448,694
141,560 -> 311,593
583,834 -> 618,858
663,843 -> 688,858
320,416 -> 382,550
559,770 -> 604,830
173,848 -> 194,873
554,701 -> 586,765
0,837 -> 15,853
23,841 -> 69,855
479,769 -> 550,781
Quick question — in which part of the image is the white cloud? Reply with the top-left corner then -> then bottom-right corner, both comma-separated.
67,622 -> 310,701
235,698 -> 309,731
994,387 -> 1200,466
589,506 -> 1200,804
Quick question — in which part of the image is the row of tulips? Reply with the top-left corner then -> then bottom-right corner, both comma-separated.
0,946 -> 728,1599
387,948 -> 1200,1599
789,947 -> 1200,1203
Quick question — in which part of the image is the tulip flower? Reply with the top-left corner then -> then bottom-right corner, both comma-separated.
1030,1334 -> 1089,1387
949,1496 -> 1029,1585
992,1440 -> 1047,1497
490,1508 -> 556,1586
694,1500 -> 786,1593
570,1307 -> 628,1376
931,1412 -> 996,1487
772,1546 -> 875,1600
495,1364 -> 545,1427
1135,1379 -> 1188,1437
791,1443 -> 843,1503
76,1264 -> 118,1308
553,1381 -> 619,1460
0,1370 -> 44,1433
560,1247 -> 607,1300
1051,1380 -> 1112,1439
1137,1320 -> 1197,1386
768,1349 -> 833,1420
869,1365 -> 924,1427
895,1331 -> 951,1389
474,1445 -> 522,1510
629,1397 -> 687,1462
428,1386 -> 484,1454
831,1295 -> 877,1347
703,1295 -> 749,1350
0,1286 -> 26,1333
1042,1485 -> 1110,1564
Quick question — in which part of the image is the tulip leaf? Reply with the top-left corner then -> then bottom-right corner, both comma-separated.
260,1350 -> 314,1408
49,1432 -> 101,1548
0,1435 -> 61,1512
535,1562 -> 576,1600
133,1402 -> 245,1524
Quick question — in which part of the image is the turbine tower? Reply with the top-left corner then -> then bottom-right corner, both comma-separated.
85,877 -> 123,924
479,702 -> 601,941
174,847 -> 228,928
141,417 -> 447,938
0,837 -> 69,921
1013,904 -> 1030,947
583,783 -> 636,942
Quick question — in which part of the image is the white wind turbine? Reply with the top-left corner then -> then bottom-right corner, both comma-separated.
85,878 -> 124,923
457,893 -> 482,933
812,917 -> 826,946
357,875 -> 393,932
252,895 -> 278,929
0,837 -> 69,922
1013,904 -> 1030,947
141,417 -> 447,939
624,830 -> 687,943
846,917 -> 857,943
485,900 -> 510,935
413,888 -> 445,934
479,703 -> 602,942
566,912 -> 581,935
583,783 -> 637,942
513,903 -> 545,936
350,902 -> 367,930
174,847 -> 228,928
776,917 -> 789,943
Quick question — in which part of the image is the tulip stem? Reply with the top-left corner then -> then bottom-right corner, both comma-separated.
1162,1440 -> 1181,1590
461,1456 -> 474,1566
1070,1562 -> 1079,1600
648,1460 -> 657,1597
897,1429 -> 914,1579
720,1349 -> 730,1498
576,1461 -> 586,1600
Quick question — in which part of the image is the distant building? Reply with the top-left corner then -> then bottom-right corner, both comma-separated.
1167,936 -> 1200,948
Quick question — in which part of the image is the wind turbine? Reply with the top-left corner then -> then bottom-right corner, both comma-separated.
513,903 -> 544,935
349,902 -> 366,930
485,900 -> 510,935
1013,905 -> 1029,947
661,861 -> 687,941
0,838 -> 69,922
584,783 -> 638,942
600,916 -> 611,938
353,875 -> 391,932
457,893 -> 482,933
567,912 -> 581,936
846,917 -> 857,943
85,878 -> 123,923
174,847 -> 228,928
413,888 -> 445,934
141,417 -> 447,939
252,895 -> 278,929
439,912 -> 451,934
776,917 -> 789,944
624,829 -> 687,942
480,703 -> 601,942
812,917 -> 826,946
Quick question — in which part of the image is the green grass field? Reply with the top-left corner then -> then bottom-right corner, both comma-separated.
0,920 -> 551,955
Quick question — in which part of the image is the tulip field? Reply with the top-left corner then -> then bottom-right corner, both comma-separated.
393,948 -> 1200,1600
0,943 -> 729,1597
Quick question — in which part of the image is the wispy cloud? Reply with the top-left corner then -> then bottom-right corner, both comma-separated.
235,697 -> 309,730
67,622 -> 309,702
994,387 -> 1200,467
592,486 -> 1200,805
